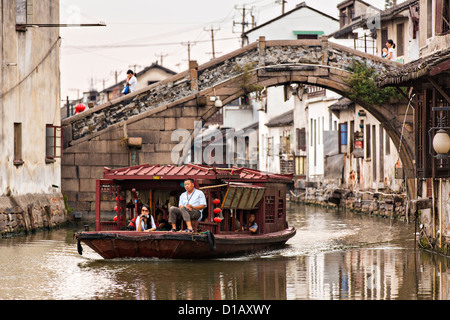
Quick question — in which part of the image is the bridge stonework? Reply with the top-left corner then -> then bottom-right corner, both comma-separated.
61,37 -> 415,215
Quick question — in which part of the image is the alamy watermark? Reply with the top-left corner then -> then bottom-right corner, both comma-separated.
365,6 -> 382,30
171,121 -> 258,166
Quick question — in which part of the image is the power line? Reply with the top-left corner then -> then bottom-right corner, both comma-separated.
63,36 -> 239,50
1,37 -> 61,100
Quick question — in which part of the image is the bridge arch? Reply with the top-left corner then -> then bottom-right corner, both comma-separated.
61,37 -> 415,213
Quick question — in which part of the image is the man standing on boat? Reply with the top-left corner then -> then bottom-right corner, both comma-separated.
168,178 -> 206,232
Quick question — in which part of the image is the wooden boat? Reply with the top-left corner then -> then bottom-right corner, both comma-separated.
75,164 -> 296,259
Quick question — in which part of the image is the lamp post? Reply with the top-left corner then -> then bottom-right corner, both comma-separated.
428,106 -> 450,249
428,107 -> 450,159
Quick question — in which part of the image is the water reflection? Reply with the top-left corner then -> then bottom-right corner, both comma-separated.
0,203 -> 448,300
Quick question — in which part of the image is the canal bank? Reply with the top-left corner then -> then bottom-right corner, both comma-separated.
0,193 -> 67,236
289,187 -> 450,258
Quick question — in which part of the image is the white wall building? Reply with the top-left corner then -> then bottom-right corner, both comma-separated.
243,2 -> 340,174
0,0 -> 66,234
1,0 -> 62,196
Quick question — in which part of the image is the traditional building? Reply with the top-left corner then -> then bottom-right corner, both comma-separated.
243,2 -> 339,175
0,0 -> 66,234
376,0 -> 450,255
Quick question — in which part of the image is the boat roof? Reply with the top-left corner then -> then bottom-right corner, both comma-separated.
102,164 -> 293,183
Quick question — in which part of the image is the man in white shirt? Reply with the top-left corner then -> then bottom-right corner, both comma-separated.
123,69 -> 137,94
168,178 -> 207,232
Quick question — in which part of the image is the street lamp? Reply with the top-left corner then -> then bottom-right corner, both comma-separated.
429,107 -> 450,159
213,88 -> 223,108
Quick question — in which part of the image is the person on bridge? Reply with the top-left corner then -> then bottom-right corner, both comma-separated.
168,178 -> 206,232
122,69 -> 137,94
385,40 -> 396,61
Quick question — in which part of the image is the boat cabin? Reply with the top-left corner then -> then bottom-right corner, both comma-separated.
94,164 -> 293,235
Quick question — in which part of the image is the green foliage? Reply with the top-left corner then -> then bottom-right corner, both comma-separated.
344,60 -> 404,105
233,62 -> 265,95
63,194 -> 74,214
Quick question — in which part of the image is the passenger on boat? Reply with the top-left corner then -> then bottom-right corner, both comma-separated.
242,213 -> 258,234
155,210 -> 170,231
168,178 -> 206,232
136,204 -> 156,232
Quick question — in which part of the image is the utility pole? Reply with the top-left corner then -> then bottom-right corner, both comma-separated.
128,64 -> 141,73
155,53 -> 168,66
204,25 -> 221,59
111,70 -> 122,84
233,5 -> 251,47
276,0 -> 287,14
181,41 -> 197,63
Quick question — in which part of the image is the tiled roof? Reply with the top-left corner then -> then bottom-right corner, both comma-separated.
102,164 -> 293,182
376,46 -> 450,87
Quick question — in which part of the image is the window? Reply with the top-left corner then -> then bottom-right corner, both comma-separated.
16,0 -> 33,30
16,0 -> 27,24
265,196 -> 275,223
379,127 -> 384,182
385,132 -> 391,155
46,125 -> 62,161
295,156 -> 306,175
294,31 -> 324,40
436,0 -> 450,34
428,0 -> 433,38
365,124 -> 371,159
339,123 -> 348,154
296,128 -> 306,151
381,29 -> 388,50
314,119 -> 317,166
340,9 -> 347,27
396,23 -> 404,56
372,125 -> 377,180
14,123 -> 23,165
267,136 -> 273,157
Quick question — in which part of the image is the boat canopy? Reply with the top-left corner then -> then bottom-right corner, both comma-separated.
101,163 -> 292,183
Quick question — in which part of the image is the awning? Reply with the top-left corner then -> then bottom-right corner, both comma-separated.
221,183 -> 265,210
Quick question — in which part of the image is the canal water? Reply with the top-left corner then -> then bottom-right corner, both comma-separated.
0,203 -> 448,300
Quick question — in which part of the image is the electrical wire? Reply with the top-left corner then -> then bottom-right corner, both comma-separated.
63,36 -> 240,50
0,37 -> 62,100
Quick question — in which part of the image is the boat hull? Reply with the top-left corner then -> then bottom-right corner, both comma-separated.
75,227 -> 296,259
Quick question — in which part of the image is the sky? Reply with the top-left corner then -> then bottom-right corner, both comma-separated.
59,0 -> 386,103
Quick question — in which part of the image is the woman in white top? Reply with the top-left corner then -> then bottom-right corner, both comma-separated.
136,204 -> 156,232
122,69 -> 138,94
386,39 -> 396,61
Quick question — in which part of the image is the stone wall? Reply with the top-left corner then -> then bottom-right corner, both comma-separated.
62,101 -> 207,218
0,193 -> 67,236
290,187 -> 409,221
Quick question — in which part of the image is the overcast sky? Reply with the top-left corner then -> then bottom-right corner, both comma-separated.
59,0 -> 386,102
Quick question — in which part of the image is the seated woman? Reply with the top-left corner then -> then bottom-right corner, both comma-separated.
135,204 -> 156,232
155,210 -> 171,231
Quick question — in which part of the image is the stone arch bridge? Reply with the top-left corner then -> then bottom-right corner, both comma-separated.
61,36 -> 414,214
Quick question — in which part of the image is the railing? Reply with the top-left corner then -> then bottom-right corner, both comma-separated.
99,221 -> 120,231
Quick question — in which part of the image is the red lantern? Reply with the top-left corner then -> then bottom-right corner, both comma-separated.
212,199 -> 221,205
113,216 -> 117,221
213,208 -> 221,214
74,103 -> 86,114
114,206 -> 118,211
213,217 -> 222,223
